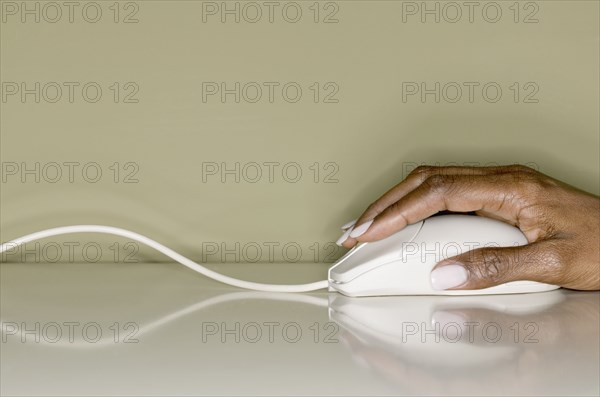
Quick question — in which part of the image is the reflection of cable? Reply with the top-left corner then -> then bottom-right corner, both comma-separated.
0,225 -> 329,292
0,292 -> 329,348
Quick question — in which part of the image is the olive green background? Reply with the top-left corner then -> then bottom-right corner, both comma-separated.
1,0 -> 599,263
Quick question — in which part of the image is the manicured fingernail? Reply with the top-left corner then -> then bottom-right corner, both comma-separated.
336,226 -> 354,246
349,219 -> 373,238
340,218 -> 357,231
430,264 -> 468,290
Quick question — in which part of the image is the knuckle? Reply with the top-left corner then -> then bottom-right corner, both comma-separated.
409,165 -> 438,180
520,176 -> 554,200
518,174 -> 545,195
502,166 -> 551,199
473,250 -> 506,282
507,164 -> 536,174
365,201 -> 383,216
423,174 -> 452,195
384,200 -> 406,219
537,242 -> 566,280
516,241 -> 566,284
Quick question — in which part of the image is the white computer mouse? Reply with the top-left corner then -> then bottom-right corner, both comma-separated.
328,214 -> 559,297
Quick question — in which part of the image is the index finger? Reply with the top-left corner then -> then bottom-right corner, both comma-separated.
342,166 -> 514,248
349,173 -> 524,244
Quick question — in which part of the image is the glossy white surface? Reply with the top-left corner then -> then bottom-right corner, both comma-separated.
1,262 -> 598,396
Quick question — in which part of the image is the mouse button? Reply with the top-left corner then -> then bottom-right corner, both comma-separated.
329,221 -> 423,283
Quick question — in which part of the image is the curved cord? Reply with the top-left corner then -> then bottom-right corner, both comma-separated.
0,225 -> 329,293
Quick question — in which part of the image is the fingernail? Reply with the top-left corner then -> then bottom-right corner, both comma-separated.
340,218 -> 357,231
336,226 -> 354,246
349,219 -> 373,238
430,264 -> 468,290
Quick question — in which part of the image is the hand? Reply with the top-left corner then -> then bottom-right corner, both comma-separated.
336,165 -> 600,291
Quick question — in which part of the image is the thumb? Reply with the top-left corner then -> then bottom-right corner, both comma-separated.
430,240 -> 562,290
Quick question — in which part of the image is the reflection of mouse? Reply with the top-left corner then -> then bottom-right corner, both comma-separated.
328,215 -> 560,297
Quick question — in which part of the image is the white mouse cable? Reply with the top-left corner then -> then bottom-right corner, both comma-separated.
0,225 -> 329,293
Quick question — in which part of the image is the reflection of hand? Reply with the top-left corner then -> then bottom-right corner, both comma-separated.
431,308 -> 559,347
431,292 -> 599,348
334,292 -> 599,395
337,165 -> 599,290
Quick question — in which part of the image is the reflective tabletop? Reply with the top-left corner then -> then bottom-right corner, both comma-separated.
1,262 -> 599,396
